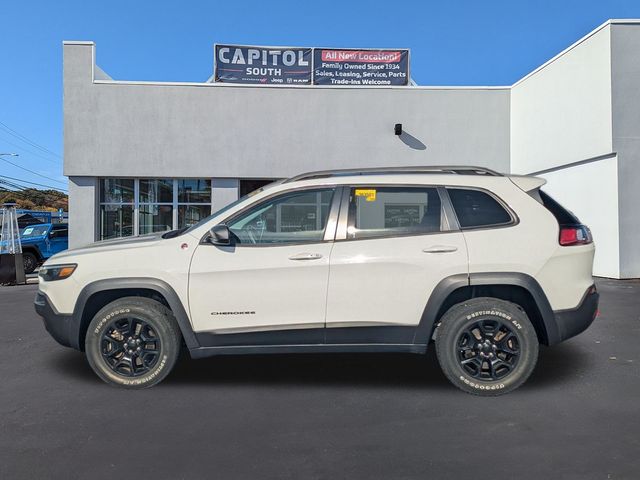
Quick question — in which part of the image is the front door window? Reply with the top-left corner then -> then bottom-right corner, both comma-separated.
227,188 -> 335,245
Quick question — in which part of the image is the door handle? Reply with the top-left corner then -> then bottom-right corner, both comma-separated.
422,245 -> 458,254
288,252 -> 324,261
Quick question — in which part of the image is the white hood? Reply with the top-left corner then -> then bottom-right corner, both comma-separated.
48,233 -> 165,262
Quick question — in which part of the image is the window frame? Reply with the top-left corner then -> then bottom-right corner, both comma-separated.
204,185 -> 342,248
97,178 -> 213,240
99,178 -> 135,204
98,178 -> 136,240
176,179 -> 213,231
138,178 -> 175,235
444,186 -> 519,231
335,184 -> 457,242
177,178 -> 213,205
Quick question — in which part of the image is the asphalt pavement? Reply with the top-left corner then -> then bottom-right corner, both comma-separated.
1,279 -> 639,479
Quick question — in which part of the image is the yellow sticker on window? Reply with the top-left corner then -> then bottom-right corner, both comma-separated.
355,189 -> 377,202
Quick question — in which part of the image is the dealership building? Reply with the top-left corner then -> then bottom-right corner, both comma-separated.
64,19 -> 640,278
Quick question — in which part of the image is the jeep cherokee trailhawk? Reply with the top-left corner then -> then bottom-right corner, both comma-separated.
35,166 -> 599,395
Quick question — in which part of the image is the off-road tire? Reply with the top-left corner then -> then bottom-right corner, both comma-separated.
85,297 -> 181,388
435,297 -> 539,396
22,252 -> 38,274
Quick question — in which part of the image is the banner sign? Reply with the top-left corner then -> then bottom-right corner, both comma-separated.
214,44 -> 312,85
313,48 -> 410,86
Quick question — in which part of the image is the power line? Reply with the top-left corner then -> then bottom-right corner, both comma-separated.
0,133 -> 61,165
0,157 -> 67,186
0,178 -> 29,192
0,120 -> 62,159
0,174 -> 68,192
0,182 -> 45,204
0,174 -> 68,191
0,185 -> 65,204
0,179 -> 31,201
0,179 -> 67,204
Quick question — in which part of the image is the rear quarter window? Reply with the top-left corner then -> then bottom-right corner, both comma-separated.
447,188 -> 513,229
538,190 -> 579,225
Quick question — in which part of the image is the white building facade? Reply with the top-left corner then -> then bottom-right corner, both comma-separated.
64,20 -> 640,278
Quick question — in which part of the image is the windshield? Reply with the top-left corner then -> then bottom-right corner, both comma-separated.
180,180 -> 284,236
20,225 -> 49,237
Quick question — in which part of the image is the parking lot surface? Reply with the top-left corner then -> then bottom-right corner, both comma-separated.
1,279 -> 639,479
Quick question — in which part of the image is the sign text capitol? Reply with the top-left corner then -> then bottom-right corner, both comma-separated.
215,45 -> 312,85
214,44 -> 410,86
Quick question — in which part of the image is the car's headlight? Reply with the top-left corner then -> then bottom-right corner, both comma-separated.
39,264 -> 77,281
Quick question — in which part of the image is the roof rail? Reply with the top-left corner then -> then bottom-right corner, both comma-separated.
284,165 -> 503,183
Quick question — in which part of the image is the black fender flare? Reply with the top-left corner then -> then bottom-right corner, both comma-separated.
73,278 -> 200,350
413,272 -> 559,345
21,246 -> 43,262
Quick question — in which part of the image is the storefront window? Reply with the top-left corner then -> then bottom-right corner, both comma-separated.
139,204 -> 173,234
177,179 -> 211,228
139,179 -> 173,203
100,178 -> 134,203
178,204 -> 211,229
178,179 -> 211,203
100,178 -> 135,240
100,204 -> 134,239
99,178 -> 213,239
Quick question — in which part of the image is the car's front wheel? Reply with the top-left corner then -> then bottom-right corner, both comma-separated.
435,297 -> 539,396
22,252 -> 38,274
85,297 -> 181,388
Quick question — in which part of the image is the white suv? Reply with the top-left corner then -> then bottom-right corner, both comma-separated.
35,166 -> 599,395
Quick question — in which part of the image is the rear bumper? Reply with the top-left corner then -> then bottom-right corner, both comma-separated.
553,285 -> 599,343
34,291 -> 81,350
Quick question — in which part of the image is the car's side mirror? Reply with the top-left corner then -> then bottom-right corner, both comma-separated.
48,231 -> 57,239
208,224 -> 231,246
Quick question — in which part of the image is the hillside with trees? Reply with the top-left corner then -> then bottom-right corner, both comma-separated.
0,187 -> 68,211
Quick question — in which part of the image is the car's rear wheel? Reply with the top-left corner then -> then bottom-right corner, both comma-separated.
435,297 -> 539,396
85,297 -> 181,388
22,252 -> 38,274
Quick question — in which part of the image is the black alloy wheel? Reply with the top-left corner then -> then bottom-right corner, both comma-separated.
23,252 -> 38,274
456,319 -> 520,381
100,317 -> 161,377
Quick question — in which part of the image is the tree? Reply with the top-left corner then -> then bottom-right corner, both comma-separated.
0,187 -> 68,210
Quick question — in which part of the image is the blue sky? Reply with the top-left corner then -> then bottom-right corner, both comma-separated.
1,0 -> 639,192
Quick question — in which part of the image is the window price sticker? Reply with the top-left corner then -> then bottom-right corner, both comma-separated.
355,189 -> 377,202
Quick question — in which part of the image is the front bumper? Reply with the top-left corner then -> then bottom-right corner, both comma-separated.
34,291 -> 82,350
553,285 -> 599,343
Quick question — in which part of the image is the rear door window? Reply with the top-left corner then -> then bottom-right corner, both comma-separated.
346,186 -> 444,240
447,188 -> 513,228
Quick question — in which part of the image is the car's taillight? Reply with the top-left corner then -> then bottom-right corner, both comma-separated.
559,224 -> 593,246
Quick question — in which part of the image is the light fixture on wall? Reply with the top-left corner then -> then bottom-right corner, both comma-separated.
394,123 -> 402,135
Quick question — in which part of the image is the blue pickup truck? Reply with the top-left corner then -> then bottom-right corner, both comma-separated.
19,223 -> 69,273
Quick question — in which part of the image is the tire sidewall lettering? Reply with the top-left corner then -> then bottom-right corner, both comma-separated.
458,375 -> 506,390
115,354 -> 168,386
93,308 -> 132,335
465,309 -> 522,330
